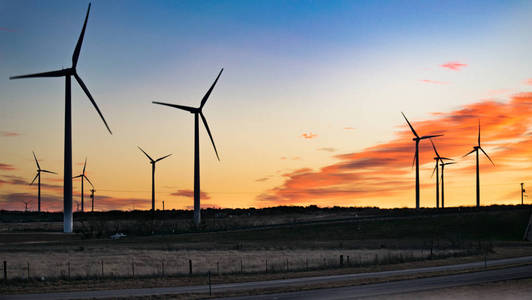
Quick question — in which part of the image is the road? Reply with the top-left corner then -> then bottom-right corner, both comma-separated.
223,264 -> 532,299
2,256 -> 532,300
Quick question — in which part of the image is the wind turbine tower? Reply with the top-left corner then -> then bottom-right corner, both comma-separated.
430,140 -> 452,208
73,158 -> 94,212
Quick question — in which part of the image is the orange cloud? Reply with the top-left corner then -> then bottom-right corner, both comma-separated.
0,163 -> 15,171
441,61 -> 467,71
171,189 -> 211,200
526,79 -> 532,86
420,79 -> 448,84
0,131 -> 20,137
302,132 -> 318,139
257,92 -> 532,207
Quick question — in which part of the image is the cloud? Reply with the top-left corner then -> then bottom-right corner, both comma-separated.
0,27 -> 16,33
526,79 -> 532,86
0,163 -> 15,171
318,147 -> 337,152
256,177 -> 270,182
441,61 -> 467,71
302,132 -> 318,139
0,131 -> 20,137
257,92 -> 532,207
420,79 -> 448,85
170,189 -> 211,200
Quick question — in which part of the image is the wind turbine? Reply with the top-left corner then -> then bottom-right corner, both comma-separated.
440,161 -> 456,208
402,112 -> 443,209
153,68 -> 223,225
10,3 -> 111,232
90,188 -> 95,212
430,140 -> 452,209
23,200 -> 31,212
30,151 -> 57,212
137,146 -> 172,211
463,121 -> 494,207
73,158 -> 94,213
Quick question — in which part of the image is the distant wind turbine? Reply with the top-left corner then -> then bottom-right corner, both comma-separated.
10,3 -> 111,232
73,158 -> 94,213
137,146 -> 172,211
402,112 -> 443,209
463,120 -> 494,207
430,140 -> 452,209
153,68 -> 223,225
30,151 -> 57,212
440,161 -> 456,208
23,200 -> 31,212
90,188 -> 95,212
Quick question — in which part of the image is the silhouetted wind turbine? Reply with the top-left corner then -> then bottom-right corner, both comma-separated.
440,161 -> 455,208
430,140 -> 452,209
402,112 -> 443,209
153,68 -> 223,225
73,158 -> 94,213
463,121 -> 494,207
90,188 -> 95,212
23,200 -> 31,212
137,146 -> 172,211
30,151 -> 57,212
10,3 -> 111,232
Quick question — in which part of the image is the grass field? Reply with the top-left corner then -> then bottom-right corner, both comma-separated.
0,205 -> 531,294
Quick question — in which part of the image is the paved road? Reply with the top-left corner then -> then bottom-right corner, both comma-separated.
2,256 -> 532,300
223,264 -> 532,300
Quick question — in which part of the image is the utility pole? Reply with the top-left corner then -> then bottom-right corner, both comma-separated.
521,183 -> 525,205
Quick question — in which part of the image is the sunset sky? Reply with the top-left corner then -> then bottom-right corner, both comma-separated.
1,0 -> 532,211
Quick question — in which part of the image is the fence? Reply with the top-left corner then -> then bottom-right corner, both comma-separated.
1,247 -> 485,282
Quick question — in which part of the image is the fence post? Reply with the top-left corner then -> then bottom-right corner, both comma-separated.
68,261 -> 71,280
27,262 -> 30,280
286,258 -> 289,272
189,259 -> 192,275
265,259 -> 268,273
347,256 -> 350,266
132,260 -> 135,278
208,271 -> 212,296
240,258 -> 243,273
101,260 -> 104,278
3,260 -> 6,281
340,255 -> 344,267
162,260 -> 165,277
306,257 -> 309,271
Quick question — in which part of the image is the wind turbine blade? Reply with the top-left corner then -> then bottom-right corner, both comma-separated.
420,134 -> 443,139
480,147 -> 495,166
152,101 -> 196,113
430,139 -> 440,158
401,112 -> 419,138
32,151 -> 40,170
30,173 -> 39,185
72,3 -> 91,67
431,162 -> 437,178
74,73 -> 112,134
411,153 -> 416,170
10,69 -> 69,79
463,149 -> 476,158
155,154 -> 172,162
137,146 -> 154,162
40,170 -> 57,174
478,119 -> 481,146
83,157 -> 87,174
200,112 -> 220,161
84,175 -> 94,188
200,68 -> 223,109
72,175 -> 83,179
